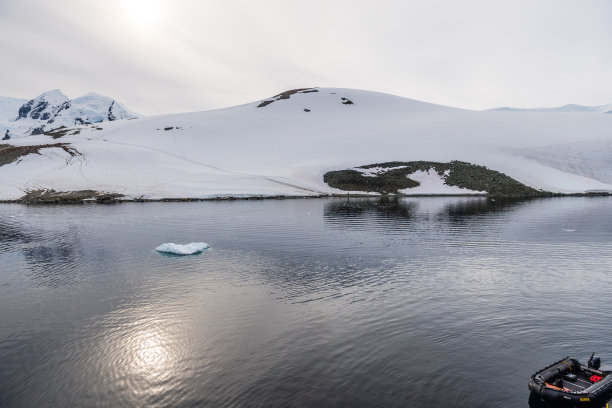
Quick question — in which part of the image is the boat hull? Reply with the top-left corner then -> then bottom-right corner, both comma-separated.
529,357 -> 612,406
529,357 -> 612,405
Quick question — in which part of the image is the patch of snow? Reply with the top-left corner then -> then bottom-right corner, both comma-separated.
155,242 -> 209,255
354,166 -> 407,177
400,169 -> 486,195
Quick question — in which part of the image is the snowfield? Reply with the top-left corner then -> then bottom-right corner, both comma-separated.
1,87 -> 612,200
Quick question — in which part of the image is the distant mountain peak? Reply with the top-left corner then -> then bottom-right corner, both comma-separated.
17,89 -> 71,123
78,91 -> 104,98
35,89 -> 69,103
491,102 -> 612,113
2,89 -> 138,137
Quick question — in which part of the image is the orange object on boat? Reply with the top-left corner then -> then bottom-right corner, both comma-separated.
544,382 -> 570,392
591,375 -> 603,383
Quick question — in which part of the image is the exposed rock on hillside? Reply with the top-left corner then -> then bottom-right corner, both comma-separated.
324,161 -> 545,196
0,143 -> 80,167
257,88 -> 320,107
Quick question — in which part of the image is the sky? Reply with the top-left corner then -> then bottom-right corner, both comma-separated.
1,0 -> 611,115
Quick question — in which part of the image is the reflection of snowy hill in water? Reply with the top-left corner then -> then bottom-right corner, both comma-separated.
323,196 -> 530,229
1,87 -> 612,200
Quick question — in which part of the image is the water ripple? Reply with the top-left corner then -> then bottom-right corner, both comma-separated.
1,198 -> 612,407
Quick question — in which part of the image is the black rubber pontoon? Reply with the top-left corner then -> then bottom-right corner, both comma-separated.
529,356 -> 612,405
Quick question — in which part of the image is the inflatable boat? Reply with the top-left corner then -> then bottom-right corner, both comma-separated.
529,355 -> 612,405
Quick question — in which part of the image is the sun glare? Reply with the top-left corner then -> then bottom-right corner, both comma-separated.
121,0 -> 163,28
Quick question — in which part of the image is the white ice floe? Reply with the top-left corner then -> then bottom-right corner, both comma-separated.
155,242 -> 209,255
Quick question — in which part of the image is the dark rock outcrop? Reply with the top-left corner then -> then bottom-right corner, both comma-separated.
324,161 -> 547,197
18,189 -> 123,204
0,142 -> 80,167
257,88 -> 320,107
107,101 -> 117,121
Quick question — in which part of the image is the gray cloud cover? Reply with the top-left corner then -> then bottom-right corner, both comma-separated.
1,0 -> 611,114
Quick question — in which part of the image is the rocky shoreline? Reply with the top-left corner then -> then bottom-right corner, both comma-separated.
0,189 -> 608,205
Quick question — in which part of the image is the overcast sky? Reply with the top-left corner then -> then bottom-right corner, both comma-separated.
1,0 -> 611,114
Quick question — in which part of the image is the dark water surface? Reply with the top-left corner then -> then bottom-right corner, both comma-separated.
1,197 -> 612,408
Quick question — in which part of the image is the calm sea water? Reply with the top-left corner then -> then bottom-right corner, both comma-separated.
1,197 -> 612,408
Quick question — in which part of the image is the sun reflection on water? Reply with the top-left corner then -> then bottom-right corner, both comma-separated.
131,330 -> 169,375
101,316 -> 184,395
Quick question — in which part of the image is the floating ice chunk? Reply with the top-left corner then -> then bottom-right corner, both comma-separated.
155,242 -> 209,255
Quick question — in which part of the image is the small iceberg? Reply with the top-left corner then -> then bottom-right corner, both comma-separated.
155,242 -> 209,255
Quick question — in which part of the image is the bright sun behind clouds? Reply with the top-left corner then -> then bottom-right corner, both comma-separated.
121,0 -> 163,28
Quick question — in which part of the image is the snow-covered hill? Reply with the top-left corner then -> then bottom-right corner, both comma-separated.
1,90 -> 137,138
1,87 -> 612,200
492,103 -> 612,113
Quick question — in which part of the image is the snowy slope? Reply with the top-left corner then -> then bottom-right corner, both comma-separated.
517,140 -> 612,185
0,96 -> 27,123
0,90 -> 137,138
1,87 -> 612,200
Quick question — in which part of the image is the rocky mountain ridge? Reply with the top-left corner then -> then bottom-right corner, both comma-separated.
1,90 -> 137,138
